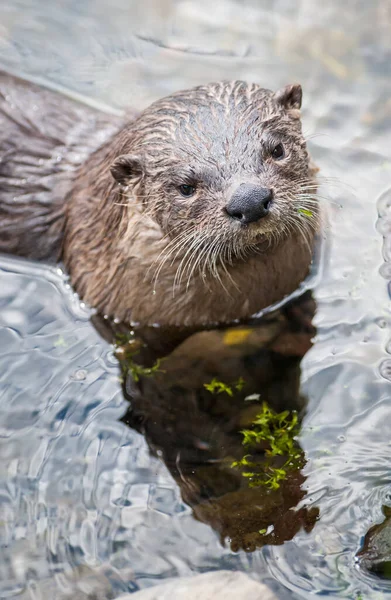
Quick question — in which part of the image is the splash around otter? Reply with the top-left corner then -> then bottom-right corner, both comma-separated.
0,72 -> 319,327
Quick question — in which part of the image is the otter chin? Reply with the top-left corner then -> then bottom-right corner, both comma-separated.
0,73 -> 319,328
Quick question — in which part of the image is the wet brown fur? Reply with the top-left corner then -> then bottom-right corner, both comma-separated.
0,71 -> 124,260
0,72 -> 319,327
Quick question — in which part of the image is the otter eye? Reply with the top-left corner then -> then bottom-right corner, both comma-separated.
179,184 -> 196,197
271,143 -> 285,160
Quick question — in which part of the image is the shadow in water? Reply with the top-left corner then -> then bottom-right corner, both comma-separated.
95,291 -> 319,553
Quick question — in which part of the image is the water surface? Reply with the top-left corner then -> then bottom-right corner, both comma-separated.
1,1 -> 391,598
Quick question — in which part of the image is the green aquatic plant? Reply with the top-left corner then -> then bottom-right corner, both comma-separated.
204,376 -> 245,396
203,378 -> 303,489
54,335 -> 67,348
204,378 -> 234,396
115,333 -> 165,382
297,207 -> 313,218
124,357 -> 164,382
235,376 -> 246,391
115,331 -> 136,345
232,402 -> 304,490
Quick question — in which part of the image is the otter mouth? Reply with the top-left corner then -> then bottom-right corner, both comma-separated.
224,206 -> 310,257
229,212 -> 280,242
217,222 -> 281,262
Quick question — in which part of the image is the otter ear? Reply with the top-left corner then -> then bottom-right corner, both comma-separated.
110,154 -> 143,186
274,83 -> 302,110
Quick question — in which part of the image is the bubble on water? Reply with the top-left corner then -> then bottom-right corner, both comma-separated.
379,359 -> 391,381
105,350 -> 118,365
376,318 -> 387,329
71,369 -> 87,381
379,263 -> 391,278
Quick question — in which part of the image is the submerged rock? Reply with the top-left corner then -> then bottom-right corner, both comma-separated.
357,505 -> 391,578
117,293 -> 318,553
118,571 -> 277,600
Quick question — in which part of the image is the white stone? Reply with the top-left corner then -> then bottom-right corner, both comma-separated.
118,570 -> 278,600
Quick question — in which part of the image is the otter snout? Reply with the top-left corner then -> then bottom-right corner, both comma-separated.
225,184 -> 272,224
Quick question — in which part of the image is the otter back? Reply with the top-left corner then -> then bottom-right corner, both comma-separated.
0,71 -> 123,260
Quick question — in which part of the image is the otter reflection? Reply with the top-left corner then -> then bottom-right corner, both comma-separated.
105,292 -> 319,552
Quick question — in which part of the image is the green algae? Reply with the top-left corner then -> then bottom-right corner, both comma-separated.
232,402 -> 304,490
204,376 -> 245,396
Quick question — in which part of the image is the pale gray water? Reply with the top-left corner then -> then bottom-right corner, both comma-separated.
0,1 -> 391,598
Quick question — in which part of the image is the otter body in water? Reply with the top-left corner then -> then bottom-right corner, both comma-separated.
0,71 -> 318,327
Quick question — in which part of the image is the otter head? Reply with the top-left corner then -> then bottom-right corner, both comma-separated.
110,81 -> 317,276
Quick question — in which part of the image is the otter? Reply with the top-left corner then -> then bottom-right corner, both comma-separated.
0,71 -> 319,328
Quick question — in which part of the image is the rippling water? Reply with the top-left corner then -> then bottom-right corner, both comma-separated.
1,0 -> 391,598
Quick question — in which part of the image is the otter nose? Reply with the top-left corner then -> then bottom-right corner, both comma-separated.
225,184 -> 273,224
